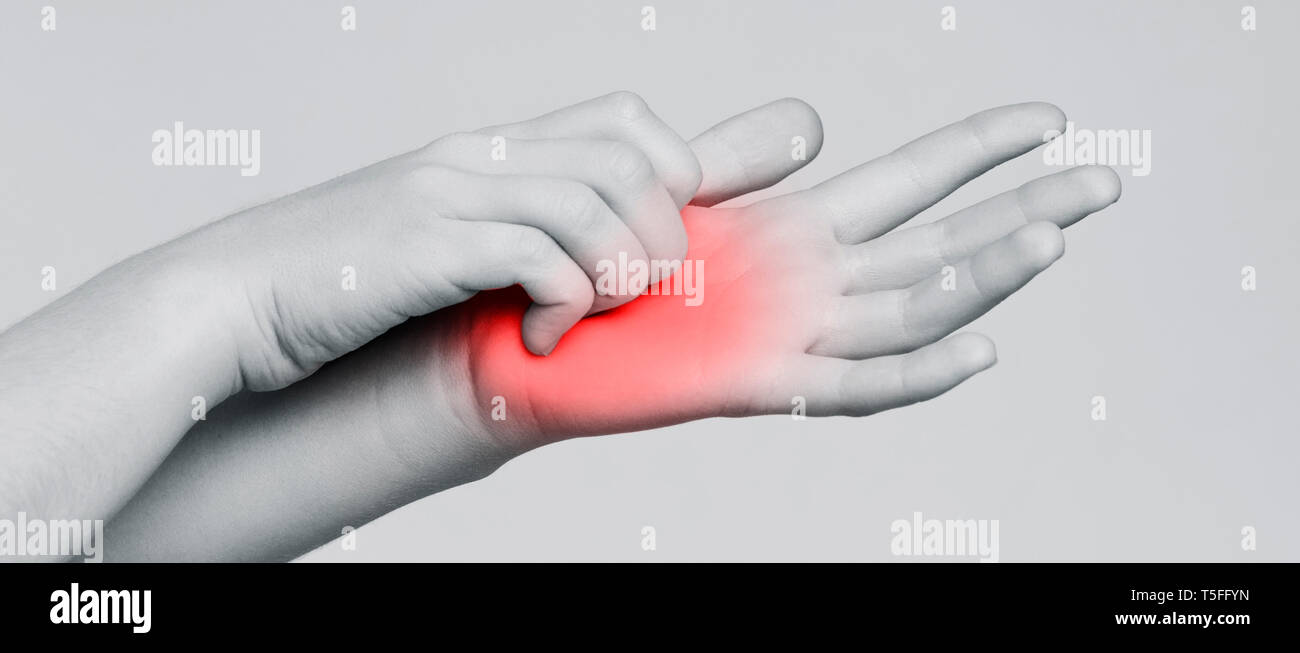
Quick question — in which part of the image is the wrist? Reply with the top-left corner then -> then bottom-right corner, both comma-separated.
351,316 -> 525,497
144,224 -> 260,396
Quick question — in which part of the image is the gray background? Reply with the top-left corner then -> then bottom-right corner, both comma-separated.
1,0 -> 1295,561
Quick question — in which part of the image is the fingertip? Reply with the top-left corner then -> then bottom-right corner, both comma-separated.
772,96 -> 825,158
1014,221 -> 1066,266
967,101 -> 1068,155
951,332 -> 998,372
1005,102 -> 1067,144
521,327 -> 557,357
1077,164 -> 1123,206
1028,101 -> 1068,137
522,300 -> 587,357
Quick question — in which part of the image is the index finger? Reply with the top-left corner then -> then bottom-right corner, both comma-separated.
687,97 -> 825,207
481,91 -> 703,208
754,102 -> 1066,244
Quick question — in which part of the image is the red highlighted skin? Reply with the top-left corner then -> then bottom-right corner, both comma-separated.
434,205 -> 842,448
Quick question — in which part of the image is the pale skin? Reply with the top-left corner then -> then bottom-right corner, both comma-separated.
0,93 -> 1121,561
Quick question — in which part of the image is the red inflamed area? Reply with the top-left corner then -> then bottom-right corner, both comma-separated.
445,206 -> 800,438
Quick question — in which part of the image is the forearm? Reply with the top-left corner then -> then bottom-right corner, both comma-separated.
0,234 -> 242,524
104,320 -> 513,562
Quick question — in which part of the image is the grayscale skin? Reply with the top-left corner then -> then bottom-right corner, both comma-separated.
0,93 -> 1120,561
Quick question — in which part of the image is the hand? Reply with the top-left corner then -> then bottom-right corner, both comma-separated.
214,91 -> 708,388
420,103 -> 1121,451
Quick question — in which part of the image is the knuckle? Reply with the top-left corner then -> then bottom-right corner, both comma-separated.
893,357 -> 919,403
606,90 -> 649,121
603,142 -> 655,187
959,115 -> 995,158
896,288 -> 933,347
421,132 -> 482,161
401,164 -> 458,195
559,269 -> 596,305
509,226 -> 556,264
553,183 -> 605,227
923,221 -> 951,266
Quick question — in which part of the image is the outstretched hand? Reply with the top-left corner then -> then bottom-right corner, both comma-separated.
355,101 -> 1121,456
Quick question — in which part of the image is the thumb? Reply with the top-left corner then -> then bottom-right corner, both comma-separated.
687,97 -> 824,207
